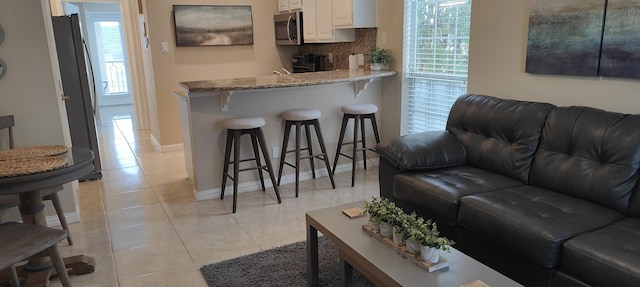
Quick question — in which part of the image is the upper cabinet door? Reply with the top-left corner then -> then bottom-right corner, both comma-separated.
279,0 -> 303,12
316,0 -> 333,41
289,0 -> 303,10
332,0 -> 353,27
303,0 -> 318,42
278,0 -> 290,12
333,0 -> 377,28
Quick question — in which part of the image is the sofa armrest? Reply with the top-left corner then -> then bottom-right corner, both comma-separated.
375,131 -> 466,172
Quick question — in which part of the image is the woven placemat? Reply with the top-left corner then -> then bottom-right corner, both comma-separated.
0,156 -> 69,177
0,145 -> 68,161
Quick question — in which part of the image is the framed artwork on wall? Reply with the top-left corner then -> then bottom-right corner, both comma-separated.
173,5 -> 253,46
599,0 -> 640,79
525,0 -> 606,76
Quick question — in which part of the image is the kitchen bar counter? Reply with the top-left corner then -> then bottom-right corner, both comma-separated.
175,69 -> 396,200
179,69 -> 396,93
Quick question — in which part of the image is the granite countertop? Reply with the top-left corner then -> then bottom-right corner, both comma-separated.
179,69 -> 396,93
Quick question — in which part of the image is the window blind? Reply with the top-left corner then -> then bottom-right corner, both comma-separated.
403,0 -> 472,134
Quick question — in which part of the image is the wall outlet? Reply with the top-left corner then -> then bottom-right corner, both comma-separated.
272,146 -> 280,159
161,42 -> 170,54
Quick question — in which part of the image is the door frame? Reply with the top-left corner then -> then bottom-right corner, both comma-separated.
51,0 -> 150,130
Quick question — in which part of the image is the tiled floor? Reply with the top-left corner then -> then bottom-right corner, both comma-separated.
49,105 -> 380,286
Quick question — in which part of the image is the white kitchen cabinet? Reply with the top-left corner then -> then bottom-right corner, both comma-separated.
278,0 -> 302,13
304,0 -> 355,43
333,0 -> 377,28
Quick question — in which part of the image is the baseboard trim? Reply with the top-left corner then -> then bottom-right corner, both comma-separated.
150,134 -> 184,153
195,158 -> 379,201
46,211 -> 79,227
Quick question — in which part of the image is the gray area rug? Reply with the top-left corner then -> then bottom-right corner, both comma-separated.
200,236 -> 375,286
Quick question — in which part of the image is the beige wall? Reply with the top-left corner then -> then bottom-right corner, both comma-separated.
376,0 -> 404,140
143,0 -> 297,147
0,0 -> 77,222
468,0 -> 640,114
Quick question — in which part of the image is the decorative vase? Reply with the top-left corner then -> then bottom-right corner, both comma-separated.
379,222 -> 393,238
392,226 -> 406,246
405,239 -> 421,254
368,218 -> 380,231
370,63 -> 382,71
420,246 -> 440,264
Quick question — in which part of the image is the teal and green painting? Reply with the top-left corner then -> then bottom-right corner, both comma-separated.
525,0 -> 606,76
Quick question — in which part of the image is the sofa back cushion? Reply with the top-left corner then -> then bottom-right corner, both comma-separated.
446,94 -> 555,183
530,107 -> 640,214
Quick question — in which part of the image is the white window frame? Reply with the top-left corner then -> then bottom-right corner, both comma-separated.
402,0 -> 472,134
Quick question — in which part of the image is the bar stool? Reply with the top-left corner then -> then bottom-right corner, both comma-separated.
332,104 -> 381,187
277,109 -> 335,197
220,117 -> 281,213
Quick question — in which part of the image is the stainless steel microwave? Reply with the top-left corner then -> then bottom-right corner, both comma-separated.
274,11 -> 303,45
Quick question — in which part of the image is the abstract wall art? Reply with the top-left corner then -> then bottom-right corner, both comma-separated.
525,0 -> 606,76
173,5 -> 253,46
599,0 -> 640,78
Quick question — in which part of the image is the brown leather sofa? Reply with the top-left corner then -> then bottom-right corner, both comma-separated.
376,94 -> 640,287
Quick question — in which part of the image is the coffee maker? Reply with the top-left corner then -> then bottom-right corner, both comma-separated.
292,54 -> 328,73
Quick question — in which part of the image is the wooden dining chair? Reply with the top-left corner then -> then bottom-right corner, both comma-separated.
0,115 -> 73,246
0,222 -> 72,287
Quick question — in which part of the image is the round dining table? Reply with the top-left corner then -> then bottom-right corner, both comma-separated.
0,147 -> 95,286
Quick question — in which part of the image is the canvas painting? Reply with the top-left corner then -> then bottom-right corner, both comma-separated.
174,5 -> 253,46
525,0 -> 606,76
599,0 -> 640,78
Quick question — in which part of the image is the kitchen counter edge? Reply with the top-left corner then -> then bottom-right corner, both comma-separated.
179,70 -> 397,94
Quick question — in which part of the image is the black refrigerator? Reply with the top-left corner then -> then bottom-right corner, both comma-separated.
52,14 -> 102,181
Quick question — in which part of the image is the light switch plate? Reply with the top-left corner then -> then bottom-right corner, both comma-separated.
161,42 -> 170,54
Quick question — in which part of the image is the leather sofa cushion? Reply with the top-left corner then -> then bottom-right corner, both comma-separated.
393,165 -> 522,225
530,107 -> 640,214
375,131 -> 466,172
447,94 -> 555,183
458,185 -> 624,268
561,218 -> 640,286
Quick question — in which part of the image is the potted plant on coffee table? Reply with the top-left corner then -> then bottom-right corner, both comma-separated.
392,211 -> 410,247
420,222 -> 455,264
366,46 -> 392,71
406,215 -> 430,255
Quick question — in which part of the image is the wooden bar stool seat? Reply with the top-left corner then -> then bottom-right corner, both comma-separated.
277,109 -> 335,197
220,117 -> 281,213
332,104 -> 381,187
0,222 -> 72,287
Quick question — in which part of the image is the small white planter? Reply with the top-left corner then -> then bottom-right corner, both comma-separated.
379,222 -> 393,238
405,239 -> 421,254
368,218 -> 380,231
420,246 -> 440,264
369,63 -> 382,71
392,226 -> 406,246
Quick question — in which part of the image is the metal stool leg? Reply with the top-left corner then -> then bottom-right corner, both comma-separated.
360,114 -> 368,171
220,129 -> 233,200
250,131 -> 266,191
232,130 -> 241,213
332,114 -> 350,177
368,113 -> 381,144
256,128 -> 282,203
351,115 -> 359,187
277,121 -> 292,185
294,122 -> 302,197
304,122 -> 316,179
313,120 -> 336,189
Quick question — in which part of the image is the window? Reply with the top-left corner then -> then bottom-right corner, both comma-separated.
403,0 -> 472,134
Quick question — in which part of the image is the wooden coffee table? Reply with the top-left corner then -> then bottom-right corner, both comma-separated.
306,202 -> 523,287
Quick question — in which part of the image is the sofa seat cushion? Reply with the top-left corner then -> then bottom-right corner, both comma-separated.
458,185 -> 624,268
561,218 -> 640,286
393,165 -> 523,225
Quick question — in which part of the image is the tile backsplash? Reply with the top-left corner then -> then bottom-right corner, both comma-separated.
298,28 -> 377,70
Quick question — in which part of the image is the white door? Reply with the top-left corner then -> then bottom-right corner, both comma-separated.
86,13 -> 132,107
